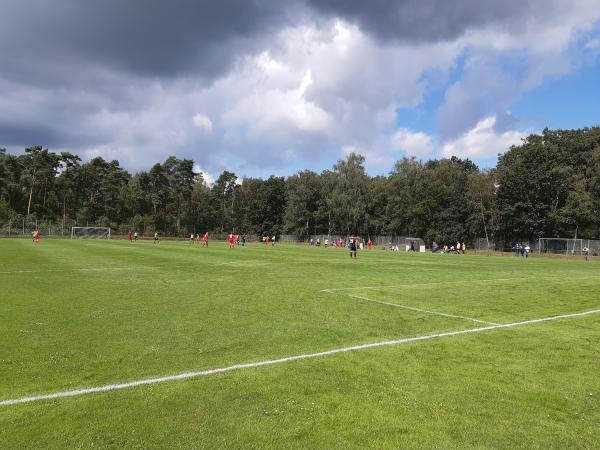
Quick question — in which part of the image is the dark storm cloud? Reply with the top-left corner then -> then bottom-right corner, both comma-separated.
305,0 -> 553,43
0,122 -> 63,148
0,0 -> 302,82
0,0 -> 556,84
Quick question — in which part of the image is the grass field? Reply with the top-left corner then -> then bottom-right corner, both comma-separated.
0,238 -> 599,449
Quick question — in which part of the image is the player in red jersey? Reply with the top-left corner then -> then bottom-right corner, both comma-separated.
203,232 -> 209,247
228,233 -> 235,248
128,230 -> 133,242
367,239 -> 372,250
33,230 -> 40,245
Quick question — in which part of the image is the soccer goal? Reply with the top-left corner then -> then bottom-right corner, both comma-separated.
70,227 -> 111,239
538,238 -> 582,256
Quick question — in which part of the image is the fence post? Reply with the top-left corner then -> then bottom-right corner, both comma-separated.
22,219 -> 25,235
8,219 -> 11,236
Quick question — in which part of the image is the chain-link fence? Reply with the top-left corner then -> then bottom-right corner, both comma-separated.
0,219 -> 75,237
0,219 -> 262,240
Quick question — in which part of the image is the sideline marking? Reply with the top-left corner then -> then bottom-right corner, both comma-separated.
2,308 -> 599,407
346,293 -> 498,325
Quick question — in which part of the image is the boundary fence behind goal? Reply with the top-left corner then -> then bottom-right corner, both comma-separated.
538,238 -> 600,256
538,238 -> 581,256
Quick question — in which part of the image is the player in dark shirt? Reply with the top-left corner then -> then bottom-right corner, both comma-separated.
349,239 -> 357,258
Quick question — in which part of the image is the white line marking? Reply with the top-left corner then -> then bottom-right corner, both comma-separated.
346,293 -> 498,325
2,308 -> 599,407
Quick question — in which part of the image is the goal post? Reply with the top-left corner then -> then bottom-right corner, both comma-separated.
70,227 -> 111,239
538,238 -> 582,256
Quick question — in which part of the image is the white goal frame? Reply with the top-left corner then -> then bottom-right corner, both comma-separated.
538,238 -> 582,256
70,227 -> 111,240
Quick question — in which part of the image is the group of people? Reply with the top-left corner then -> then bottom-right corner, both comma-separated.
310,238 -> 373,250
190,232 -> 210,246
514,243 -> 531,258
432,241 -> 467,254
228,233 -> 249,248
125,231 -> 272,248
261,235 -> 275,246
127,231 -> 161,243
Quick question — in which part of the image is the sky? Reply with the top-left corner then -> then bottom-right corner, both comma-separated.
1,0 -> 599,182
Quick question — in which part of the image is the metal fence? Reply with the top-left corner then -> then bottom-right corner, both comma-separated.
0,219 -> 74,237
0,220 -> 261,240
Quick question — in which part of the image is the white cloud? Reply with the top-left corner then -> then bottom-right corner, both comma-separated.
586,38 -> 600,49
221,68 -> 333,135
392,129 -> 436,157
193,164 -> 215,186
192,113 -> 213,133
441,116 -> 527,159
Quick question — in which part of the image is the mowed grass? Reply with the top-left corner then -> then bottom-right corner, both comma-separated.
0,239 -> 598,449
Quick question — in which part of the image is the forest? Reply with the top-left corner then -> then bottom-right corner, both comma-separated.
1,127 -> 599,244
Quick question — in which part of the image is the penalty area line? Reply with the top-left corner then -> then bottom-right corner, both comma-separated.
1,308 -> 599,407
346,293 -> 499,325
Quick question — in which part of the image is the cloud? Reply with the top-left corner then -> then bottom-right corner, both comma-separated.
0,0 -> 301,82
192,114 -> 214,133
193,164 -> 216,186
434,2 -> 600,139
391,129 -> 436,158
0,0 -> 599,176
305,0 -> 559,43
441,116 -> 527,160
586,38 -> 600,49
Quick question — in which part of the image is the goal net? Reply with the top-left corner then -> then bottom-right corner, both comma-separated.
71,227 -> 111,239
538,238 -> 582,255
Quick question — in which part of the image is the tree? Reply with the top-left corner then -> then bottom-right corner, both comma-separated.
365,175 -> 390,237
496,133 -> 574,239
329,153 -> 369,235
163,157 -> 197,232
190,174 -> 214,233
284,170 -> 321,237
55,152 -> 81,229
1,126 -> 599,242
387,157 -> 423,236
0,148 -> 7,202
467,170 -> 496,249
20,146 -> 61,218
211,171 -> 238,233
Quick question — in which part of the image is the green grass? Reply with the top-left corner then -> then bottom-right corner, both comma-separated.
0,239 -> 598,449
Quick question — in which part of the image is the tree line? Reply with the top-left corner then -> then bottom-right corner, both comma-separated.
1,127 -> 599,243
